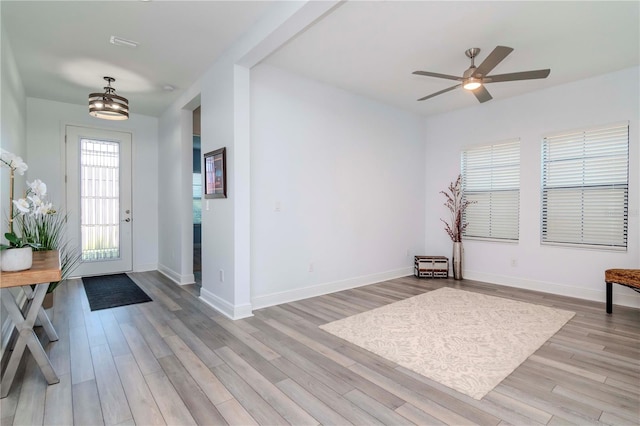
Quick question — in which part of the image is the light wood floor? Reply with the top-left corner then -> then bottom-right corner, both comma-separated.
1,272 -> 638,425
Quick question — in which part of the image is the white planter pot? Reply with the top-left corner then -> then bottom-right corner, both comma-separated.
1,247 -> 33,272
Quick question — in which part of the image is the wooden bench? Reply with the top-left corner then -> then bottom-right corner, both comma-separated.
605,269 -> 640,314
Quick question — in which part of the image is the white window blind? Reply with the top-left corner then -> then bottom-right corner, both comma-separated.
541,123 -> 629,249
461,139 -> 520,240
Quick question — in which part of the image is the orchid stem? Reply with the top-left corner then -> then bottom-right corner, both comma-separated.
9,169 -> 14,235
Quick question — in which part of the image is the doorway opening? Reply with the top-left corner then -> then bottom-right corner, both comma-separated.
192,106 -> 202,285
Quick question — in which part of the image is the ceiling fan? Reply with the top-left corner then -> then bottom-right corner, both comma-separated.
413,46 -> 550,103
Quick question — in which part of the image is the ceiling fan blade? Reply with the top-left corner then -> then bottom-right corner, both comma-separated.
417,84 -> 461,101
473,85 -> 493,103
474,46 -> 514,77
486,69 -> 551,83
413,71 -> 463,81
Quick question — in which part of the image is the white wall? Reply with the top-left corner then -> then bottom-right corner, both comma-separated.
26,98 -> 159,272
1,24 -> 27,229
0,24 -> 27,357
424,67 -> 640,308
250,65 -> 426,308
158,101 -> 197,284
198,62 -> 238,310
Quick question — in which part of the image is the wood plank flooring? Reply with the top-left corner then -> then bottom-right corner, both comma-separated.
1,272 -> 638,425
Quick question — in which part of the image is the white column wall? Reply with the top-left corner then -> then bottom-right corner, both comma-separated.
157,1 -> 341,319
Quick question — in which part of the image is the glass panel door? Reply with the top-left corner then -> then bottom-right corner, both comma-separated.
66,126 -> 132,276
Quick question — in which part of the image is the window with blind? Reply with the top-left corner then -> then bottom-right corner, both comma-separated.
541,123 -> 629,249
461,139 -> 520,241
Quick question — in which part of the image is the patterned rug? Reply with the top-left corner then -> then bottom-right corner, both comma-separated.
320,287 -> 574,400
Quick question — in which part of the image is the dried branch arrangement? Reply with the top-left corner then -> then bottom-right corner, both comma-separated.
440,175 -> 474,242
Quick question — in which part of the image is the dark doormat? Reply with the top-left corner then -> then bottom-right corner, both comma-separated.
82,273 -> 152,311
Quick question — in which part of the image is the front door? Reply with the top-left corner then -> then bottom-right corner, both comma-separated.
66,125 -> 132,276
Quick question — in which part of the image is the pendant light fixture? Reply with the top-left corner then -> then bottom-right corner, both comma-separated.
88,76 -> 129,120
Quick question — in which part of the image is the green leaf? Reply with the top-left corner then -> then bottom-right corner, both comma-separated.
4,232 -> 20,245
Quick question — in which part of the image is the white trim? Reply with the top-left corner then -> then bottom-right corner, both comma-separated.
157,264 -> 195,286
134,263 -> 158,273
465,270 -> 640,309
199,288 -> 253,320
252,267 -> 413,310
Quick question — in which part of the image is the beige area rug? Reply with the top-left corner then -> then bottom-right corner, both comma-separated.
320,287 -> 575,400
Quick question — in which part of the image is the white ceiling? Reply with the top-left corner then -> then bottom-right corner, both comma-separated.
3,1 -> 639,118
265,1 -> 640,117
1,1 -> 273,116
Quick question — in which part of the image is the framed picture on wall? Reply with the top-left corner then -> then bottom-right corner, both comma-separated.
204,147 -> 227,199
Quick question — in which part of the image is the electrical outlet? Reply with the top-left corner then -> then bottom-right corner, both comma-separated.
309,263 -> 314,272
219,269 -> 224,282
274,201 -> 281,212
510,258 -> 518,267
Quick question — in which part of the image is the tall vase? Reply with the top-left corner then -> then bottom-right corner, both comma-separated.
42,292 -> 54,310
452,241 -> 463,280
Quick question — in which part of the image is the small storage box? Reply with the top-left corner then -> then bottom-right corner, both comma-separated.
414,256 -> 449,278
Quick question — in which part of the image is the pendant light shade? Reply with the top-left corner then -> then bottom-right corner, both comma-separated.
89,76 -> 129,120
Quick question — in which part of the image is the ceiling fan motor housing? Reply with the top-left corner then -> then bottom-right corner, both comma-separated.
465,48 -> 481,60
463,67 -> 477,79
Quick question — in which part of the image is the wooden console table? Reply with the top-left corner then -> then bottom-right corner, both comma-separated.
0,250 -> 61,398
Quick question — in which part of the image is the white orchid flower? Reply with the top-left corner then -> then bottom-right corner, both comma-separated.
28,194 -> 43,206
12,157 -> 28,175
0,149 -> 28,174
28,179 -> 47,197
34,201 -> 53,217
0,149 -> 15,166
13,198 -> 30,214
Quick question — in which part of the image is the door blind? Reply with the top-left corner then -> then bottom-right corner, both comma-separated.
461,139 -> 520,241
541,123 -> 629,249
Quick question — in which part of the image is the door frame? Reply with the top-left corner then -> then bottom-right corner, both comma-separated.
65,125 -> 133,277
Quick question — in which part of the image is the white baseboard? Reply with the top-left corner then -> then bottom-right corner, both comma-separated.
157,264 -> 195,285
199,288 -> 253,320
251,266 -> 413,310
134,263 -> 158,273
465,270 -> 640,309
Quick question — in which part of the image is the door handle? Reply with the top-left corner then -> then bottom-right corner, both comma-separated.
122,218 -> 131,223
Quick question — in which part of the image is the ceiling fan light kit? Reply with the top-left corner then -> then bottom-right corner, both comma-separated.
88,76 -> 129,120
463,77 -> 482,91
413,46 -> 550,103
